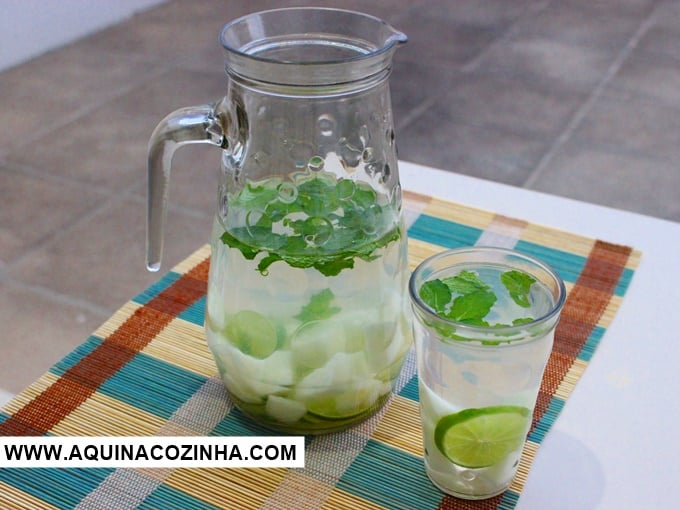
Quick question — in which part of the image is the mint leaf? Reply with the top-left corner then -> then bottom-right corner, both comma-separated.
233,181 -> 279,210
220,230 -> 259,260
419,279 -> 451,313
446,290 -> 497,324
501,270 -> 536,308
442,270 -> 490,294
297,177 -> 339,216
351,186 -> 377,209
512,317 -> 534,325
295,289 -> 341,323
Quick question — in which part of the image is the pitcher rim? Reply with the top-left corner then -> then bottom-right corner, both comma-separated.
219,7 -> 407,66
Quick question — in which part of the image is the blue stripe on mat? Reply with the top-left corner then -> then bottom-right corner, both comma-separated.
338,439 -> 442,510
407,214 -> 481,249
398,375 -> 419,402
579,326 -> 605,362
98,354 -> 208,420
178,295 -> 206,326
528,397 -> 566,444
499,490 -> 521,509
132,271 -> 181,305
138,484 -> 221,510
615,267 -> 635,297
50,335 -> 102,374
210,408 -> 278,438
514,240 -> 584,285
0,468 -> 113,509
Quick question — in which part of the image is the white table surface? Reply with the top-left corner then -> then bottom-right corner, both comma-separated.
399,161 -> 680,510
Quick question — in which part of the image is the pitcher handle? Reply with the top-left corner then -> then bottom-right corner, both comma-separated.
146,104 -> 226,271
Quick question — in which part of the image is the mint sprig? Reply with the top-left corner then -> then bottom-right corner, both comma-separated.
420,268 -> 537,330
219,174 -> 399,276
295,289 -> 340,323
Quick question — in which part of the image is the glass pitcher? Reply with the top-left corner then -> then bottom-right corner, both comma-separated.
147,7 -> 410,434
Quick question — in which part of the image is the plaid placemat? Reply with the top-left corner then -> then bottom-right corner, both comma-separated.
0,191 -> 641,510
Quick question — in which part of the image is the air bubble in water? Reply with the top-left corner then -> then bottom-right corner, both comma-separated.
361,203 -> 382,235
246,209 -> 265,235
277,182 -> 298,204
308,156 -> 325,172
336,179 -> 356,200
303,216 -> 333,247
252,151 -> 270,169
461,470 -> 475,481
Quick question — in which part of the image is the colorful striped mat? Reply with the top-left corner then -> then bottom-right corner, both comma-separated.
0,191 -> 641,510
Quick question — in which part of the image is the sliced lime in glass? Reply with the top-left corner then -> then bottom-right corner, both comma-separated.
434,405 -> 530,468
224,310 -> 278,359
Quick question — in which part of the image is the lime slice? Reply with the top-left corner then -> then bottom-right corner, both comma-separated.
224,310 -> 278,359
434,406 -> 530,468
307,396 -> 366,420
307,387 -> 372,420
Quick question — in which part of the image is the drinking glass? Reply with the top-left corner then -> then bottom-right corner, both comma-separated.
409,247 -> 566,499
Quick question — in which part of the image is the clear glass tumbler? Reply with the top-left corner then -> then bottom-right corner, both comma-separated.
409,247 -> 566,499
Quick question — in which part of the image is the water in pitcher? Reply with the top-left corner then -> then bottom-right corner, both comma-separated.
205,165 -> 411,433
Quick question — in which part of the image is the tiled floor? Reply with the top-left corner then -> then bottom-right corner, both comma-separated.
1,0 -> 679,394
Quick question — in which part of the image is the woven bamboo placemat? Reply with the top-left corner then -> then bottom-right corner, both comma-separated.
0,191 -> 641,509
